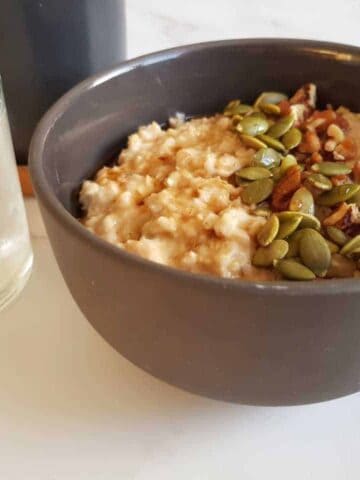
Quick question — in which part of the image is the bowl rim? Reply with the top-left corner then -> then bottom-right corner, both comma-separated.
29,37 -> 360,296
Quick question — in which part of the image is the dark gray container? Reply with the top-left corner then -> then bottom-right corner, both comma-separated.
0,0 -> 126,164
29,39 -> 360,406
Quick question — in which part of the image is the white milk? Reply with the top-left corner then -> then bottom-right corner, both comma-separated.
0,99 -> 32,309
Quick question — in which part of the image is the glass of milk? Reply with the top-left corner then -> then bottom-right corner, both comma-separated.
0,78 -> 33,311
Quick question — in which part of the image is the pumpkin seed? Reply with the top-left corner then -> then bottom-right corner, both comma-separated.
254,207 -> 271,217
249,111 -> 267,120
252,239 -> 289,267
326,239 -> 339,254
232,114 -> 243,126
257,214 -> 280,246
234,177 -> 251,187
311,162 -> 352,176
224,100 -> 239,115
275,259 -> 316,281
254,91 -> 288,108
289,187 -> 315,215
326,226 -> 350,246
234,104 -> 253,115
267,114 -> 295,138
298,213 -> 321,230
299,228 -> 331,277
253,148 -> 282,168
276,211 -> 302,222
257,134 -> 286,152
224,100 -> 253,116
239,116 -> 269,136
260,103 -> 281,115
316,184 -> 360,206
326,254 -> 356,278
285,230 -> 304,258
241,178 -> 274,205
282,127 -> 302,150
270,166 -> 283,181
280,154 -> 297,175
307,173 -> 333,191
240,134 -> 267,150
236,166 -> 272,181
351,189 -> 360,206
277,214 -> 302,239
340,234 -> 360,257
276,211 -> 321,230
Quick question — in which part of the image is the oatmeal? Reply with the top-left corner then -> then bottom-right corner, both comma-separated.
80,84 -> 360,280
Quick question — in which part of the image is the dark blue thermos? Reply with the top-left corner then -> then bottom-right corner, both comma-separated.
0,0 -> 126,164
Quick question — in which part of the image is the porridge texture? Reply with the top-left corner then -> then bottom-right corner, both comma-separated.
80,84 -> 360,281
80,115 -> 273,280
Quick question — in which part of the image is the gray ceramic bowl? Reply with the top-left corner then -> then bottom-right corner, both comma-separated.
29,39 -> 360,406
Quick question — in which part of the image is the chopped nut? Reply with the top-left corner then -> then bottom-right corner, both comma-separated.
272,165 -> 302,211
298,131 -> 321,153
353,161 -> 360,183
333,150 -> 345,161
327,123 -> 345,143
334,113 -> 350,132
338,204 -> 360,236
290,83 -> 316,108
324,139 -> 337,152
331,174 -> 351,186
334,138 -> 357,160
289,84 -> 316,126
323,202 -> 349,226
310,152 -> 323,164
290,104 -> 307,126
350,204 -> 360,224
306,110 -> 337,133
278,100 -> 291,116
307,118 -> 326,131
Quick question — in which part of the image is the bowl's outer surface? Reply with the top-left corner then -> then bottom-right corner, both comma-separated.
30,39 -> 360,405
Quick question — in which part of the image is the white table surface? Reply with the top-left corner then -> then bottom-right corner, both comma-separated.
3,2 -> 360,477
2,199 -> 360,479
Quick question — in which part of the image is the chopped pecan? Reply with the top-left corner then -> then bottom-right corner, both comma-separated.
334,114 -> 350,132
324,139 -> 337,152
323,202 -> 349,226
290,83 -> 316,108
331,174 -> 351,186
289,83 -> 316,126
310,152 -> 323,164
278,100 -> 291,116
327,123 -> 345,144
334,137 -> 357,160
290,104 -> 307,127
272,165 -> 302,211
338,204 -> 360,236
353,160 -> 360,183
298,131 -> 321,153
306,110 -> 337,133
294,152 -> 308,163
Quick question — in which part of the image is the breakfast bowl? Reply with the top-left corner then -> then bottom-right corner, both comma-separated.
29,39 -> 360,405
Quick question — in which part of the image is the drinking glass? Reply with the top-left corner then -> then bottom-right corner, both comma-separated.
0,78 -> 33,311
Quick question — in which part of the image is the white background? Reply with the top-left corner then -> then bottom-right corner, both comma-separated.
2,1 -> 360,478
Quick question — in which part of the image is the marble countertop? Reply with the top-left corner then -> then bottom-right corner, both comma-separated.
127,0 -> 360,58
3,198 -> 360,479
0,199 -> 360,480
3,2 -> 360,478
